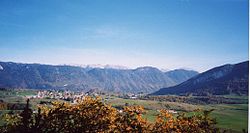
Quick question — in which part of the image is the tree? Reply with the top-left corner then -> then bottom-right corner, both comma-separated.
0,96 -> 221,133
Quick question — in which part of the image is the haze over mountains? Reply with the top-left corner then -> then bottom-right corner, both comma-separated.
153,61 -> 249,96
0,61 -> 198,93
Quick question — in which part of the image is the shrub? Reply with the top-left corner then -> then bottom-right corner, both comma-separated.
0,97 -> 220,133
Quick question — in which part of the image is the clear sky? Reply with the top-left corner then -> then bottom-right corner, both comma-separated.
0,0 -> 248,72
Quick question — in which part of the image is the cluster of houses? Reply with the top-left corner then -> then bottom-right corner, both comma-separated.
26,90 -> 99,103
24,90 -> 178,114
120,92 -> 145,99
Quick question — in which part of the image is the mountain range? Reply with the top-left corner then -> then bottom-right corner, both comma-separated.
152,61 -> 249,96
0,61 -> 198,93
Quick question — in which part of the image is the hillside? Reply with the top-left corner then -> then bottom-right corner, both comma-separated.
152,61 -> 249,96
0,61 -> 198,93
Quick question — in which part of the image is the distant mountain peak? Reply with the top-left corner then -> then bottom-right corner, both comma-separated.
160,68 -> 170,72
135,66 -> 160,71
0,61 -> 199,93
152,61 -> 249,96
71,64 -> 130,70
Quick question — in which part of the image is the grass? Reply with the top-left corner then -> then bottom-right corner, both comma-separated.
107,97 -> 248,132
107,97 -> 202,111
210,104 -> 248,132
0,92 -> 248,132
222,95 -> 248,99
143,109 -> 158,123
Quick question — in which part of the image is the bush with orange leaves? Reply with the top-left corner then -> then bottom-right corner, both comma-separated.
0,96 -> 220,133
152,109 -> 219,133
114,105 -> 150,132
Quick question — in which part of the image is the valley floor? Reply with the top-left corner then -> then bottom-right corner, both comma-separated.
0,89 -> 248,133
106,97 -> 248,132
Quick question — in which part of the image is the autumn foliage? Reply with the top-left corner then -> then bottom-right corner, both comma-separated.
0,97 -> 219,133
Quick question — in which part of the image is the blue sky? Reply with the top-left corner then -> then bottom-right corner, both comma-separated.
0,0 -> 248,72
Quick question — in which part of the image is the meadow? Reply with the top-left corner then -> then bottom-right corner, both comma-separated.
106,96 -> 248,132
0,89 -> 248,132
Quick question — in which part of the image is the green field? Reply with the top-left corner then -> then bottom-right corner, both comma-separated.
210,104 -> 248,132
0,90 -> 248,132
106,97 -> 248,132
